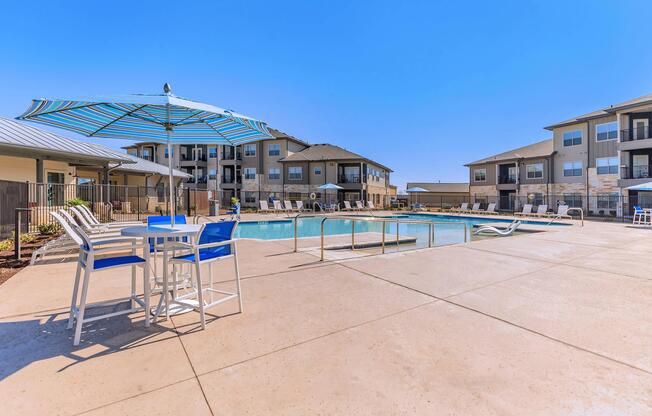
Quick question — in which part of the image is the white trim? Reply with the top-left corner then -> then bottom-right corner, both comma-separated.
595,121 -> 618,142
473,168 -> 487,182
243,143 -> 257,157
525,163 -> 544,179
562,129 -> 583,147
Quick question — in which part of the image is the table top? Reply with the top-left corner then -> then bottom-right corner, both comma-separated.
120,224 -> 202,238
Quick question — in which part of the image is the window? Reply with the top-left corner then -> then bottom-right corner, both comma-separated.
597,192 -> 619,210
268,167 -> 280,180
563,161 -> 583,177
526,163 -> 543,179
596,157 -> 619,175
208,147 -> 217,158
596,122 -> 618,141
142,148 -> 151,159
563,130 -> 582,147
314,167 -> 322,175
288,166 -> 303,180
243,168 -> 256,180
208,169 -> 217,179
244,144 -> 256,157
243,192 -> 256,204
268,143 -> 280,156
563,193 -> 583,208
473,168 -> 486,182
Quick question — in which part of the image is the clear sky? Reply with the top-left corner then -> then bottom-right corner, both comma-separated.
2,0 -> 652,190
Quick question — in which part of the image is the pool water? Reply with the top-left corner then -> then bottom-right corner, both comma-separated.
234,213 -> 560,247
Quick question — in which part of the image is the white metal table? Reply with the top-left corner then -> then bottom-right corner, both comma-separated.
121,224 -> 202,320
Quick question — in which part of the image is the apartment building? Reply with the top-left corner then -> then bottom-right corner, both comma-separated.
466,92 -> 652,216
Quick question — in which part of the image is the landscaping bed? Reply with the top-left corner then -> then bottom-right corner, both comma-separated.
0,233 -> 59,285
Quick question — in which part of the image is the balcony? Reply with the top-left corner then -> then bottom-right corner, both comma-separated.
621,165 -> 652,180
338,174 -> 361,184
498,175 -> 517,184
621,127 -> 651,142
221,150 -> 242,161
184,175 -> 207,184
181,154 -> 207,162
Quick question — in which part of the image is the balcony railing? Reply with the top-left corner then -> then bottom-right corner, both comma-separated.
498,175 -> 517,184
181,154 -> 207,162
221,151 -> 242,160
621,165 -> 652,179
621,127 -> 651,142
184,176 -> 207,184
338,174 -> 361,184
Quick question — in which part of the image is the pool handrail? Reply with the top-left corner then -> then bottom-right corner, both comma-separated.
546,207 -> 584,227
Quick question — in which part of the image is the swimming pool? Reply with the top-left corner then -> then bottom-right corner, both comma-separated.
234,213 -> 563,247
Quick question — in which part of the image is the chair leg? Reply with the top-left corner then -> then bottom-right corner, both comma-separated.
67,259 -> 83,329
131,264 -> 136,308
73,268 -> 92,346
234,251 -> 243,313
194,259 -> 206,329
208,262 -> 214,304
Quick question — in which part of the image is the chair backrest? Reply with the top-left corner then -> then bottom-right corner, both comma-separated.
78,204 -> 100,225
356,201 -> 364,209
69,206 -> 94,229
273,200 -> 283,210
147,215 -> 187,247
314,202 -> 323,211
50,211 -> 85,248
460,202 -> 468,210
557,204 -> 570,216
197,221 -> 238,258
521,204 -> 533,213
284,200 -> 293,210
472,203 -> 480,211
536,205 -> 548,214
58,209 -> 81,228
634,205 -> 642,212
486,203 -> 496,212
260,200 -> 269,210
368,200 -> 375,209
296,201 -> 304,210
343,201 -> 352,209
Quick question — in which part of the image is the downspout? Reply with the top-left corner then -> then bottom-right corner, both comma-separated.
586,121 -> 590,201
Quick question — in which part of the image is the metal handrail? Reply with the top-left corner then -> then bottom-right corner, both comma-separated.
310,215 -> 468,261
547,207 -> 584,227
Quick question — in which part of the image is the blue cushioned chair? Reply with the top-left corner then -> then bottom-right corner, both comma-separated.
50,211 -> 149,346
632,205 -> 649,224
169,220 -> 241,329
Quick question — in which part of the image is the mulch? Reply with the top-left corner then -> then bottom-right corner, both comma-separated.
0,234 -> 59,286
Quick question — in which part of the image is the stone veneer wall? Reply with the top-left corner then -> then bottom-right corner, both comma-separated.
469,185 -> 496,197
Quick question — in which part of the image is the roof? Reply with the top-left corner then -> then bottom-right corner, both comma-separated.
406,182 -> 469,193
465,139 -> 554,166
279,143 -> 392,171
268,128 -> 311,147
544,92 -> 652,130
0,117 -> 132,164
108,153 -> 191,178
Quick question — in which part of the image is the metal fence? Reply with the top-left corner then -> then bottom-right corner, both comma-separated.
0,180 -> 220,238
406,193 -> 651,222
214,190 -> 388,211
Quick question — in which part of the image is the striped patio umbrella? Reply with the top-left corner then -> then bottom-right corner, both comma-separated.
17,83 -> 273,222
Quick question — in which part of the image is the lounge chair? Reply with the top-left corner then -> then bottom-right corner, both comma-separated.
273,200 -> 285,213
514,204 -> 533,217
367,200 -> 376,210
342,201 -> 354,211
474,202 -> 497,215
355,201 -> 365,211
295,201 -> 306,212
530,204 -> 548,217
465,203 -> 481,213
284,200 -> 298,212
412,202 -> 426,211
259,200 -> 273,213
78,204 -> 142,226
546,204 -> 572,220
451,202 -> 468,213
474,220 -> 521,236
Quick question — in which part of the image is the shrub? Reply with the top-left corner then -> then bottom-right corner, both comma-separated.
0,239 -> 12,251
38,223 -> 60,235
65,198 -> 90,207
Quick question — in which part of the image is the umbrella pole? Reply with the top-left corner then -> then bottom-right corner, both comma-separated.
166,104 -> 175,226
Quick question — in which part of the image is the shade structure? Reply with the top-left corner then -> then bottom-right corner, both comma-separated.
406,187 -> 428,206
626,182 -> 652,191
17,83 -> 274,222
318,183 -> 343,207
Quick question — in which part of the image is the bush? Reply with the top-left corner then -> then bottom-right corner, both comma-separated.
65,198 -> 90,207
38,223 -> 60,235
0,239 -> 12,251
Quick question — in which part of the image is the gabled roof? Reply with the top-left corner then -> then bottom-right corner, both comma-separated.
544,92 -> 652,130
107,153 -> 191,178
279,143 -> 392,171
0,117 -> 132,164
465,139 -> 553,166
406,182 -> 469,193
268,128 -> 311,147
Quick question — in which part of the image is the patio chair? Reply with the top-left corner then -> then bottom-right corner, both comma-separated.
530,205 -> 548,217
465,203 -> 481,213
514,204 -> 533,217
480,203 -> 498,215
59,209 -> 122,237
169,221 -> 242,330
258,200 -> 272,213
341,201 -> 353,211
147,215 -> 190,291
367,200 -> 376,210
273,200 -> 285,213
78,204 -> 142,226
284,200 -> 298,212
355,201 -> 365,211
51,211 -> 149,346
295,201 -> 306,212
632,205 -> 650,225
474,220 -> 521,236
451,202 -> 468,212
545,204 -> 571,220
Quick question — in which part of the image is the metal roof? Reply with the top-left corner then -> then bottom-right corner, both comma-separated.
0,117 -> 131,164
465,139 -> 554,166
279,143 -> 392,171
108,153 -> 191,178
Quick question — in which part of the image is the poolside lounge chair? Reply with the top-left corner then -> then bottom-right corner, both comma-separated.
295,201 -> 306,212
547,204 -> 572,220
78,204 -> 142,227
451,202 -> 468,212
464,203 -> 480,213
367,200 -> 376,210
474,220 -> 521,236
342,201 -> 354,211
284,200 -> 298,212
355,201 -> 365,211
530,204 -> 548,217
273,200 -> 285,213
514,204 -> 533,217
259,200 -> 273,213
478,203 -> 498,215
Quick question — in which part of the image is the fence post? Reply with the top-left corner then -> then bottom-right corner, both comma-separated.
14,208 -> 30,260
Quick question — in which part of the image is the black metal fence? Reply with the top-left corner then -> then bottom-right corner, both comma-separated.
214,190 -> 388,211
406,193 -> 652,222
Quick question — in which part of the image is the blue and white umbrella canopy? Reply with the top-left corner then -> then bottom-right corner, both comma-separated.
318,183 -> 343,190
17,83 -> 274,221
626,182 -> 652,191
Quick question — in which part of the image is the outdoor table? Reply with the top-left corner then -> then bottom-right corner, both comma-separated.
121,224 -> 202,320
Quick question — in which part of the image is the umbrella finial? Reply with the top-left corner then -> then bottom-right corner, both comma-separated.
163,83 -> 172,94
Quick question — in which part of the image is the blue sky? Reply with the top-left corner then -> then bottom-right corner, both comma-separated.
2,1 -> 652,189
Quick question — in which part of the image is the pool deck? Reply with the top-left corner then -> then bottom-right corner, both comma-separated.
1,213 -> 651,415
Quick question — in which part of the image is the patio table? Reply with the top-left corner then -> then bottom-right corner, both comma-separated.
121,224 -> 202,320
